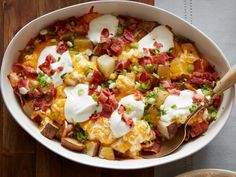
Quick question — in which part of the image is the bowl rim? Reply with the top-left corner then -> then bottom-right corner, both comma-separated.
1,0 -> 235,170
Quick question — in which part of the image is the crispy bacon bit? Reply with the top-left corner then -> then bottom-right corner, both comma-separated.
13,63 -> 38,78
121,115 -> 134,128
57,66 -> 64,72
212,95 -> 222,108
138,56 -> 152,66
134,90 -> 143,101
118,105 -> 126,114
192,93 -> 204,103
142,132 -> 161,154
88,70 -> 103,85
39,54 -> 56,76
143,48 -> 149,55
168,88 -> 181,95
110,37 -> 126,55
153,41 -> 163,48
89,112 -> 101,121
56,41 -> 68,54
152,52 -> 170,65
100,28 -> 110,43
190,72 -> 219,86
97,88 -> 118,117
159,80 -> 174,89
123,29 -> 134,42
139,71 -> 154,85
117,58 -> 132,71
190,121 -> 209,138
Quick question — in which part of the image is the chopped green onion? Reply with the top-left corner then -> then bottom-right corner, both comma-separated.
189,104 -> 198,113
78,88 -> 85,96
187,64 -> 194,73
74,126 -> 88,143
144,64 -> 154,73
91,93 -> 98,102
60,73 -> 67,79
201,84 -> 213,96
160,109 -> 167,116
153,73 -> 160,79
168,47 -> 174,53
151,48 -> 160,55
171,104 -> 177,109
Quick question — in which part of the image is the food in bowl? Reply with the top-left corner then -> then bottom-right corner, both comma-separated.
7,8 -> 222,160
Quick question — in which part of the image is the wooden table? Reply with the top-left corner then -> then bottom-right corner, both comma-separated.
0,0 -> 155,176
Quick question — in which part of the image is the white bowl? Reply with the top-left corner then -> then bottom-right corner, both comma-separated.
176,169 -> 236,177
1,0 -> 234,170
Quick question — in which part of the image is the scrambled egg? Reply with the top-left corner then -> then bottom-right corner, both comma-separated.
111,120 -> 153,157
80,117 -> 117,145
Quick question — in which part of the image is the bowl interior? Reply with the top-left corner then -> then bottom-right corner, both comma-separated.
1,1 -> 234,169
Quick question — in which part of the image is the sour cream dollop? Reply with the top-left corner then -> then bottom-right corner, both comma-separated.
37,45 -> 73,87
160,89 -> 205,124
138,25 -> 174,53
110,94 -> 145,138
87,14 -> 119,44
64,84 -> 100,124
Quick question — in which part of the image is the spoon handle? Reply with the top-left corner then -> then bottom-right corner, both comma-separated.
213,64 -> 236,95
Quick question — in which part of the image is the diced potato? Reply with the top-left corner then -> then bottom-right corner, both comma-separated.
61,137 -> 85,152
97,54 -> 115,78
74,37 -> 93,52
22,100 -> 33,117
40,122 -> 59,139
157,121 -> 178,139
8,72 -> 19,87
154,87 -> 169,108
157,65 -> 170,80
98,146 -> 115,160
83,141 -> 100,157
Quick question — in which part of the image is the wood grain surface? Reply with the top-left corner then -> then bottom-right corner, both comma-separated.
0,0 -> 155,177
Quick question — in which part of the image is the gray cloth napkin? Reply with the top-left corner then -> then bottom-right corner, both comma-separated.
154,0 -> 236,176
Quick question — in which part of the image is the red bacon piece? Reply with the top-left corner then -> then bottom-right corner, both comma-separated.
134,90 -> 143,101
190,72 -> 219,86
88,70 -> 103,85
118,105 -> 126,114
121,115 -> 134,128
39,54 -> 56,76
100,28 -> 109,43
152,52 -> 170,65
110,37 -> 126,55
89,112 -> 101,121
153,41 -> 163,49
13,63 -> 38,78
139,71 -> 154,85
142,131 -> 161,154
123,29 -> 134,42
212,95 -> 222,108
56,41 -> 68,54
97,88 -> 118,117
138,56 -> 152,66
117,58 -> 132,71
159,80 -> 174,89
190,121 -> 209,138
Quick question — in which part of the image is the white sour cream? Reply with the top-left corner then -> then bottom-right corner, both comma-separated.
110,94 -> 145,138
138,25 -> 174,53
87,14 -> 119,44
160,89 -> 204,124
37,45 -> 73,87
64,84 -> 99,124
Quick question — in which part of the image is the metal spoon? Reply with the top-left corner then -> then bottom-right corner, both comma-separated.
143,64 -> 236,159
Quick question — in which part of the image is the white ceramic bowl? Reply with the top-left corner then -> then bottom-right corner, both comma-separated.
1,0 -> 234,170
